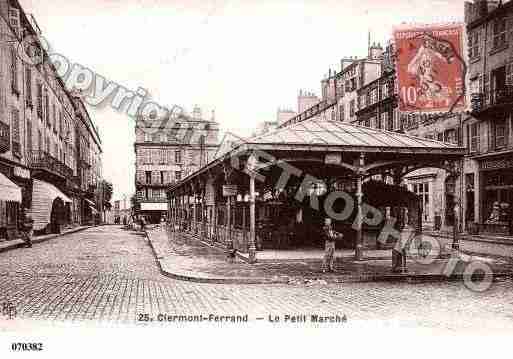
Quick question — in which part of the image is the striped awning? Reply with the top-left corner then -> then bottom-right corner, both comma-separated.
0,172 -> 22,202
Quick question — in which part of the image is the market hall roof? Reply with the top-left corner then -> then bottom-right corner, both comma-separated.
244,118 -> 465,154
167,117 -> 466,192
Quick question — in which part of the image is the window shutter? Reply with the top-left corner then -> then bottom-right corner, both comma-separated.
506,62 -> 513,87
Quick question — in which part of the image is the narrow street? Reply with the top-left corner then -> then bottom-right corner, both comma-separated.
1,226 -> 512,330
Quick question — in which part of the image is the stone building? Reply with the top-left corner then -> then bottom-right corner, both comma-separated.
464,0 -> 513,235
134,106 -> 219,223
0,0 -> 103,239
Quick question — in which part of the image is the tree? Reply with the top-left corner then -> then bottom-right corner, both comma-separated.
100,180 -> 113,209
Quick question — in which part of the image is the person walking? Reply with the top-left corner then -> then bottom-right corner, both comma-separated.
322,217 -> 342,273
19,208 -> 34,248
140,216 -> 146,232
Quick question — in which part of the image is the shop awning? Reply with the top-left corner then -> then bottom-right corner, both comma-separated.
140,202 -> 168,211
0,172 -> 22,202
30,180 -> 72,231
33,180 -> 72,203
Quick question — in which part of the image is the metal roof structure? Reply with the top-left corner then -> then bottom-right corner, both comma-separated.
246,118 -> 463,154
169,118 -> 465,192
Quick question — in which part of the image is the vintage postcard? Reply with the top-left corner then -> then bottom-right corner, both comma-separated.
0,0 -> 512,357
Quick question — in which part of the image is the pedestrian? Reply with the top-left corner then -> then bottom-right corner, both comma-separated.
322,217 -> 342,273
123,216 -> 127,226
140,216 -> 146,231
19,208 -> 34,248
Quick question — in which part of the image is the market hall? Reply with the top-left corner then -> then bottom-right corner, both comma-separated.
167,118 -> 465,265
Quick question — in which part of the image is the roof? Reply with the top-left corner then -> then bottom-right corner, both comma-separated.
246,118 -> 464,154
170,118 -> 465,191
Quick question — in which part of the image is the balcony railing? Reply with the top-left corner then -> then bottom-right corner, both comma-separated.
471,87 -> 513,114
135,180 -> 177,187
28,150 -> 73,179
0,122 -> 9,154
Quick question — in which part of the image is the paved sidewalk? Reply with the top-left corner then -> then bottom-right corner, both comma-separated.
425,230 -> 513,246
146,228 -> 513,284
0,225 -> 93,254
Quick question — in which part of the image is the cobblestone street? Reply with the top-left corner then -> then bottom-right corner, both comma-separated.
1,226 -> 513,331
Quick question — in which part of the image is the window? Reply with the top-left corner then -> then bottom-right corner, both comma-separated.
25,68 -> 32,106
338,104 -> 345,121
144,133 -> 151,142
444,129 -> 457,144
382,82 -> 389,100
413,182 -> 430,221
350,78 -> 357,91
37,130 -> 42,152
380,112 -> 388,130
145,171 -> 152,184
469,123 -> 480,153
26,119 -> 32,152
349,100 -> 355,117
469,30 -> 480,58
53,104 -> 57,133
8,7 -> 20,37
492,18 -> 507,50
370,88 -> 377,104
59,112 -> 63,137
359,94 -> 366,109
175,171 -> 182,181
175,150 -> 182,163
10,47 -> 18,95
494,120 -> 507,150
36,83 -> 43,119
11,108 -> 20,157
44,92 -> 50,127
160,171 -> 165,184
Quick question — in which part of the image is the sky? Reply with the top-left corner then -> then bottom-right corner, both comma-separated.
18,0 -> 464,202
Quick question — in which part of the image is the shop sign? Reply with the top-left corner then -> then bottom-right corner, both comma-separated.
325,153 -> 342,165
480,158 -> 513,171
13,166 -> 30,179
222,185 -> 238,197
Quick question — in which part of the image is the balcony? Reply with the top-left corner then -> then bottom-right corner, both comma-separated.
28,150 -> 73,179
135,180 -> 176,188
0,122 -> 10,154
471,87 -> 513,117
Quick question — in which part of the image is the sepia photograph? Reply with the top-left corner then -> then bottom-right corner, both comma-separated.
0,0 -> 512,357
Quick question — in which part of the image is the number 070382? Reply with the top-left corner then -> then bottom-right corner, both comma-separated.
11,343 -> 43,351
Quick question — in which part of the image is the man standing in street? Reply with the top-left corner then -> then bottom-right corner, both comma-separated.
322,217 -> 342,273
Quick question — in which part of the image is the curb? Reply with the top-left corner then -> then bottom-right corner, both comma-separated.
426,232 -> 513,247
145,230 -> 513,285
0,226 -> 93,254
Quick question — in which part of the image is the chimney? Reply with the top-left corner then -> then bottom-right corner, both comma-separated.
369,42 -> 384,60
192,105 -> 202,120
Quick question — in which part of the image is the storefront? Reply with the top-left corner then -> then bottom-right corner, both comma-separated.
478,155 -> 513,235
139,202 -> 168,224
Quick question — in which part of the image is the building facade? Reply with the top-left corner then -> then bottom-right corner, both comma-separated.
464,0 -> 513,235
0,0 -> 103,240
134,106 -> 219,223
